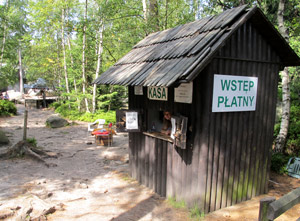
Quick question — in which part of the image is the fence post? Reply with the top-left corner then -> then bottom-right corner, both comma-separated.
258,197 -> 276,221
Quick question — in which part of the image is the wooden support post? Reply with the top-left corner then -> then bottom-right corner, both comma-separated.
23,109 -> 28,141
258,197 -> 276,221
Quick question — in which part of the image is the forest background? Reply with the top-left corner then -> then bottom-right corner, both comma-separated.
0,0 -> 299,167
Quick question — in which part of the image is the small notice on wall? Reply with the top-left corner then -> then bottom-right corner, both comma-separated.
212,74 -> 258,112
174,82 -> 193,103
134,86 -> 143,95
126,112 -> 138,130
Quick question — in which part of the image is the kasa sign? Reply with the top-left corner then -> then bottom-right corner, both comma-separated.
212,74 -> 258,112
148,86 -> 168,101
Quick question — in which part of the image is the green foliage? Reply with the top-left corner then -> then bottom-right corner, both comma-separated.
52,101 -> 116,123
189,204 -> 205,220
168,197 -> 205,220
0,100 -> 17,116
270,152 -> 291,174
167,197 -> 186,209
274,66 -> 300,154
98,85 -> 127,111
26,137 -> 37,147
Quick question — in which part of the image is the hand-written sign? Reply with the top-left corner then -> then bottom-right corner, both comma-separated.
134,86 -> 143,95
174,82 -> 193,103
212,74 -> 258,112
148,86 -> 168,101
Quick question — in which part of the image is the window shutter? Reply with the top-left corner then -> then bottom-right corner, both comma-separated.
172,115 -> 188,149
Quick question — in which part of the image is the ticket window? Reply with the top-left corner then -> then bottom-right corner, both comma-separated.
147,110 -> 164,133
116,109 -> 188,149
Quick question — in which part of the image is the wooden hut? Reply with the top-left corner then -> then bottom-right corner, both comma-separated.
94,5 -> 300,212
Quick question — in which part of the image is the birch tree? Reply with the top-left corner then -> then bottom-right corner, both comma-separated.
61,7 -> 70,94
82,0 -> 90,112
274,0 -> 290,152
92,23 -> 104,113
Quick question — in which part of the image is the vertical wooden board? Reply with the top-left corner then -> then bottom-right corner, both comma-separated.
177,148 -> 183,200
197,65 -> 213,211
181,147 -> 187,200
231,65 -> 243,206
185,147 -> 194,206
149,137 -> 155,189
244,110 -> 254,201
210,112 -> 221,212
216,113 -> 227,210
251,61 -> 263,198
248,32 -> 260,199
204,59 -> 218,213
256,41 -> 268,196
255,62 -> 267,196
235,112 -> 244,204
190,70 -> 204,208
129,133 -> 134,178
174,147 -> 181,200
260,61 -> 272,194
154,139 -> 159,193
242,67 -> 254,201
227,108 -> 238,206
131,133 -> 137,180
145,135 -> 150,188
236,63 -> 248,203
256,62 -> 268,195
161,140 -> 167,197
221,112 -> 233,208
167,142 -> 174,197
205,106 -> 216,213
156,139 -> 162,195
139,135 -> 145,184
264,64 -> 280,193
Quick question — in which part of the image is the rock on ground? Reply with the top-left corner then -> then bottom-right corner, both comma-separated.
0,130 -> 9,146
46,115 -> 68,128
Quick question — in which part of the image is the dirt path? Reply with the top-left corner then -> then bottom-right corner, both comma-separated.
1,105 -> 300,220
0,105 -> 189,220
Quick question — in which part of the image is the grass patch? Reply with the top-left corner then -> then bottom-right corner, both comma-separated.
189,204 -> 205,220
26,137 -> 37,147
167,197 -> 205,220
167,197 -> 186,209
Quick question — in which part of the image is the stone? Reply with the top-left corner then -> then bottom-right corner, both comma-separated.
0,130 -> 9,146
46,116 -> 68,128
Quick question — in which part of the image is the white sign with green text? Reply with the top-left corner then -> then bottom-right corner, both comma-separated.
212,74 -> 258,112
148,86 -> 168,101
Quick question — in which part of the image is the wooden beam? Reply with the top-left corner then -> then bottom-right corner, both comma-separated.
268,187 -> 300,220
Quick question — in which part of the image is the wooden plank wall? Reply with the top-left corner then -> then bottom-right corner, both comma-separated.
128,21 -> 281,213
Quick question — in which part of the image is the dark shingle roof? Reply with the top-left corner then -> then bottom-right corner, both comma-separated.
94,5 -> 300,87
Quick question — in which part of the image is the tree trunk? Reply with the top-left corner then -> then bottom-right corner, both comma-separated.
164,0 -> 168,29
149,0 -> 159,31
18,47 -> 23,94
61,7 -> 70,94
82,0 -> 90,112
274,0 -> 290,153
92,23 -> 104,113
0,0 -> 9,67
142,0 -> 147,21
66,7 -> 80,111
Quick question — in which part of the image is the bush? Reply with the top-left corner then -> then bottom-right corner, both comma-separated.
52,101 -> 116,123
270,152 -> 291,174
0,100 -> 17,116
